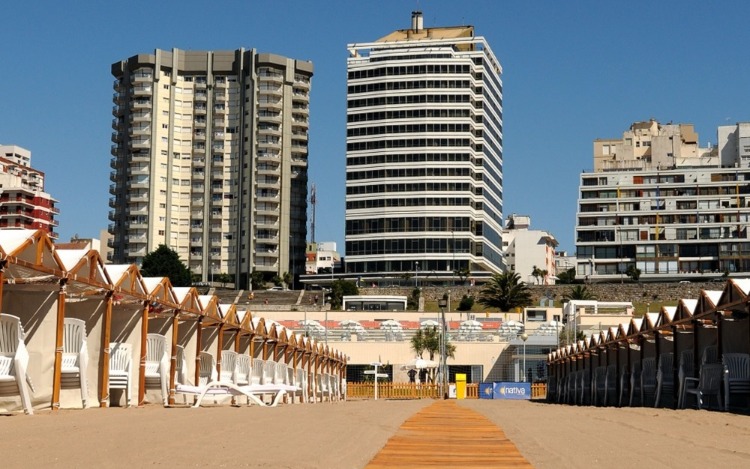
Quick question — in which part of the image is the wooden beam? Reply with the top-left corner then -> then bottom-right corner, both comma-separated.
168,311 -> 179,406
138,300 -> 149,406
99,291 -> 114,407
50,278 -> 68,410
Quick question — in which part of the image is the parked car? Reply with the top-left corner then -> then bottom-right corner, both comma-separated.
266,286 -> 285,291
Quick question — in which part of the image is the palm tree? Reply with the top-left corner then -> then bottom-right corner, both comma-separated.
531,265 -> 542,285
478,271 -> 532,312
563,285 -> 596,301
410,327 -> 456,383
410,329 -> 427,358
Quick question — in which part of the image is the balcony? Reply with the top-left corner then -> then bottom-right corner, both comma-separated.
132,85 -> 152,96
130,99 -> 152,110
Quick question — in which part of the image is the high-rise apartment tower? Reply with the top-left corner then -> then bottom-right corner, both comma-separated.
345,11 -> 505,282
110,49 -> 312,287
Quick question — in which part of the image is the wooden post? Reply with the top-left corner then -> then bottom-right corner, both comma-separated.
168,311 -> 179,406
216,323 -> 225,378
51,278 -> 68,410
194,318 -> 203,399
138,300 -> 150,406
99,291 -> 114,407
0,259 -> 7,315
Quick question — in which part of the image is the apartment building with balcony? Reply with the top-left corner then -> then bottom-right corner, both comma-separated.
109,49 -> 312,287
0,145 -> 58,238
576,120 -> 750,281
345,11 -> 505,283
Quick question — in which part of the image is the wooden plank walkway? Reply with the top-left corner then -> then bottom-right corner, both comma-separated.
365,400 -> 533,468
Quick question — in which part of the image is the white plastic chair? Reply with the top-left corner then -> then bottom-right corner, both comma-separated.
251,358 -> 264,385
295,367 -> 308,403
108,342 -> 132,407
235,354 -> 251,387
0,314 -> 35,414
198,352 -> 217,386
273,361 -> 288,386
145,334 -> 169,405
61,318 -> 89,408
220,350 -> 238,383
262,360 -> 276,385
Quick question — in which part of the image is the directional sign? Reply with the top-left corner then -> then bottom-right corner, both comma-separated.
364,371 -> 388,378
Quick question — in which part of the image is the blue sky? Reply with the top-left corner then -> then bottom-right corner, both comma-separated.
2,1 -> 750,254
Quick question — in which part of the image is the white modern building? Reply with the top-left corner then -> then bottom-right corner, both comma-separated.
502,214 -> 558,285
109,48 -> 312,287
576,120 -> 750,281
344,11 -> 505,284
305,241 -> 341,275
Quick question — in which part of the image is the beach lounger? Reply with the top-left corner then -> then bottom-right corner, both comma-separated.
0,314 -> 35,414
175,381 -> 292,408
61,318 -> 88,408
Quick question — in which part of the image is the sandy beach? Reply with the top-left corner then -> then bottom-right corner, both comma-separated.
2,399 -> 750,468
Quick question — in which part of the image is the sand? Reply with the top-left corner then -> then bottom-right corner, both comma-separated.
2,399 -> 750,468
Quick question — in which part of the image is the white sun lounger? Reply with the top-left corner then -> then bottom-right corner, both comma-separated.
175,380 -> 298,408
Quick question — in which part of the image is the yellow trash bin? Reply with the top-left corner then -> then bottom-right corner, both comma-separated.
456,373 -> 467,399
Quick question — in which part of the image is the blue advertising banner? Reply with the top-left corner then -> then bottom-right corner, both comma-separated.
492,382 -> 531,400
478,383 -> 494,399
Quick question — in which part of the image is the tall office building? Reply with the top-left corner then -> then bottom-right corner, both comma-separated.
110,49 -> 312,287
0,145 -> 58,238
345,12 -> 505,282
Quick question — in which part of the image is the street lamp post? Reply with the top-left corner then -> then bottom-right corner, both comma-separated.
438,298 -> 448,398
521,332 -> 528,382
415,261 -> 419,288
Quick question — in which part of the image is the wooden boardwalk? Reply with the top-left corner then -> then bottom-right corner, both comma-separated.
365,400 -> 533,468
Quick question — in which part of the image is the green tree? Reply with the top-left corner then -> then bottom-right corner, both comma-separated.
329,279 -> 358,310
410,327 -> 456,383
556,268 -> 576,284
457,295 -> 474,311
477,271 -> 532,312
626,265 -> 641,282
216,273 -> 233,287
453,267 -> 470,285
140,245 -> 192,287
250,270 -> 264,290
563,285 -> 596,301
282,271 -> 293,290
407,287 -> 421,310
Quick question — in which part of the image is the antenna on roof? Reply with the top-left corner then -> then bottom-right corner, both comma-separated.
310,183 -> 317,243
